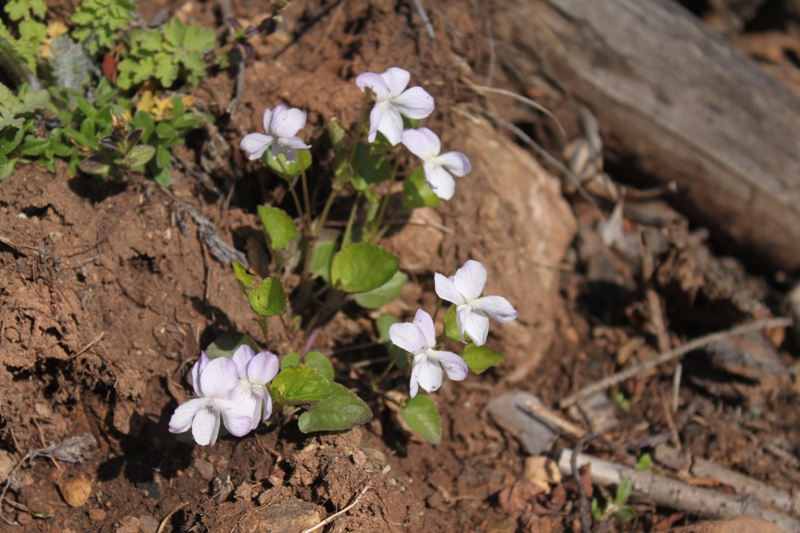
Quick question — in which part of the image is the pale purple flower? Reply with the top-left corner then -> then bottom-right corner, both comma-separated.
169,356 -> 253,446
389,309 -> 468,397
240,104 -> 310,163
229,345 -> 280,431
401,128 -> 471,200
355,67 -> 434,145
435,260 -> 517,346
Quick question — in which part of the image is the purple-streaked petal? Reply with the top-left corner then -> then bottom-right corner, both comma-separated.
458,307 -> 490,346
260,389 -> 273,422
262,107 -> 274,133
409,361 -> 421,398
240,133 -> 272,160
270,104 -> 288,132
434,273 -> 465,306
375,105 -> 404,145
232,345 -> 255,378
434,151 -> 471,177
271,107 -> 307,138
423,164 -> 455,200
192,404 -> 221,445
197,357 -> 239,398
474,296 -> 518,323
168,398 -> 204,434
189,352 -> 211,394
454,260 -> 487,302
271,141 -> 299,163
217,398 -> 253,437
401,127 -> 440,161
412,309 -> 436,349
282,136 -> 311,150
380,67 -> 410,97
414,356 -> 443,394
247,352 -> 280,385
391,86 -> 434,119
356,72 -> 391,99
389,322 -> 428,355
432,351 -> 468,381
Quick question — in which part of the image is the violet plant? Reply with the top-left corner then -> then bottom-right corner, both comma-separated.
169,67 -> 518,446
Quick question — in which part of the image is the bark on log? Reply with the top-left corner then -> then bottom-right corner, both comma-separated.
491,0 -> 800,272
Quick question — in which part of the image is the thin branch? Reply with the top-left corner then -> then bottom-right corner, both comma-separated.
300,485 -> 372,533
411,0 -> 435,39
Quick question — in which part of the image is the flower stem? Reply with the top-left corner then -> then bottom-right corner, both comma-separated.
343,191 -> 362,246
369,147 -> 404,241
372,346 -> 400,387
349,91 -> 371,163
300,166 -> 313,235
432,298 -> 443,323
315,188 -> 339,234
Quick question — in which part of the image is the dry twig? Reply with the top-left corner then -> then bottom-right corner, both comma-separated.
299,485 -> 372,533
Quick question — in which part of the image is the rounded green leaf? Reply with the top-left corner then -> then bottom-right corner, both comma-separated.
305,351 -> 334,381
354,270 -> 408,309
309,228 -> 340,283
460,343 -> 505,374
402,167 -> 441,210
232,260 -> 256,293
247,276 -> 287,317
331,243 -> 399,293
351,143 -> 391,190
205,333 -> 258,359
444,305 -> 471,343
298,382 -> 372,433
257,205 -> 298,250
265,149 -> 311,179
270,365 -> 335,405
401,395 -> 441,445
124,144 -> 155,168
280,352 -> 302,369
375,313 -> 399,344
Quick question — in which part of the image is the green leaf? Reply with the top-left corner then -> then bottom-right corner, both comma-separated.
133,110 -> 155,133
79,155 -> 111,175
232,260 -> 256,293
331,243 -> 399,293
444,306 -> 471,343
281,352 -> 301,369
304,351 -> 334,381
123,144 -> 155,168
354,270 -> 408,309
257,206 -> 298,250
591,499 -> 602,521
375,314 -> 398,344
326,119 -> 345,156
154,52 -> 178,87
309,228 -> 340,283
154,166 -> 172,187
460,343 -> 505,374
265,149 -> 312,179
401,167 -> 441,210
0,156 -> 15,181
614,478 -> 633,506
247,277 -> 287,317
614,506 -> 636,521
298,382 -> 372,433
172,96 -> 185,118
351,143 -> 391,190
183,24 -> 216,52
401,395 -> 441,444
270,365 -> 335,405
156,144 -> 170,169
162,17 -> 187,45
155,121 -> 177,140
636,453 -> 651,471
205,333 -> 258,359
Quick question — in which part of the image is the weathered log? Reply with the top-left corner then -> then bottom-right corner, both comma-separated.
491,0 -> 800,272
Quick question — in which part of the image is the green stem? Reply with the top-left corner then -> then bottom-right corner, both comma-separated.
370,147 -> 404,240
300,166 -> 313,236
315,187 -> 339,234
372,346 -> 400,387
349,91 -> 371,163
432,298 -> 443,324
343,191 -> 362,246
287,179 -> 304,228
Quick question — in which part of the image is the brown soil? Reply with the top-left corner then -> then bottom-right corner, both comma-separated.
2,1 -> 800,532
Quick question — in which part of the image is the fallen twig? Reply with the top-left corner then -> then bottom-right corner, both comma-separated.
559,317 -> 792,408
157,501 -> 189,533
559,449 -> 800,532
411,0 -> 435,39
299,485 -> 372,533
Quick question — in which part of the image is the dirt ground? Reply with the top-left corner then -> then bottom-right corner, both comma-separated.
1,0 -> 800,532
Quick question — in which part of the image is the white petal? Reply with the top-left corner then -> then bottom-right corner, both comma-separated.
230,384 -> 260,430
474,296 -> 518,323
240,133 -> 272,160
271,141 -> 299,163
271,107 -> 307,138
376,106 -> 404,146
380,67 -> 410,97
401,128 -> 440,161
414,356 -> 443,394
192,405 -> 221,446
434,273 -> 465,305
247,352 -> 280,385
283,136 -> 311,150
434,151 -> 471,177
458,307 -> 490,346
260,389 -> 273,422
391,87 -> 435,119
197,357 -> 239,398
367,105 -> 385,143
356,72 -> 391,99
423,164 -> 455,200
262,107 -> 274,133
389,322 -> 428,355
409,361 -> 421,398
189,352 -> 210,395
412,309 -> 436,349
432,350 -> 468,381
218,398 -> 255,437
232,345 -> 255,378
454,260 -> 487,302
168,398 -> 204,434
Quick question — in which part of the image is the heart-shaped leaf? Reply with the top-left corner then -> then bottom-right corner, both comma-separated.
331,243 -> 399,293
271,365 -> 335,405
265,149 -> 312,179
257,206 -> 297,250
247,277 -> 287,317
304,351 -> 334,381
298,382 -> 372,433
205,333 -> 259,360
460,343 -> 505,374
401,395 -> 441,444
401,167 -> 441,210
354,270 -> 408,309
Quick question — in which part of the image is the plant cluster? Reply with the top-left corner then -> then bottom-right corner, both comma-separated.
169,67 -> 518,446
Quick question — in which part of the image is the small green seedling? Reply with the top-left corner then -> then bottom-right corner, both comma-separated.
591,478 -> 637,521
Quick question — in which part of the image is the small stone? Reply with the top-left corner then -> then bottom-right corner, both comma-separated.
0,450 -> 15,483
138,513 -> 159,533
116,515 -> 143,533
16,512 -> 31,525
193,458 -> 215,481
59,475 -> 93,507
240,497 -> 324,533
89,508 -> 107,521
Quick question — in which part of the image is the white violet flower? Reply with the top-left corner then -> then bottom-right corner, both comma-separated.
389,309 -> 468,397
355,67 -> 434,146
240,104 -> 311,163
434,260 -> 518,346
230,345 -> 280,432
401,127 -> 471,200
168,354 -> 254,446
